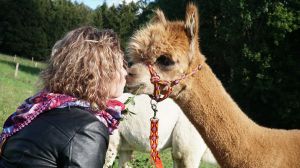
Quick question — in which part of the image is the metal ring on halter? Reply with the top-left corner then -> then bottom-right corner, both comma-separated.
150,99 -> 158,118
150,99 -> 157,109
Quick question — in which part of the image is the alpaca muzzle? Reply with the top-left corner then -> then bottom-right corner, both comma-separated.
147,63 -> 203,102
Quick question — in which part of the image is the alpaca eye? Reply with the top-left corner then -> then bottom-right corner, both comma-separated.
156,55 -> 175,66
128,61 -> 133,67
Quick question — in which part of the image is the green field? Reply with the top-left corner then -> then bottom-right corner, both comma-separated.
0,54 -> 45,126
0,53 -> 217,168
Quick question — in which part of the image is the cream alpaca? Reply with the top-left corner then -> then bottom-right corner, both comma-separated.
104,93 -> 217,168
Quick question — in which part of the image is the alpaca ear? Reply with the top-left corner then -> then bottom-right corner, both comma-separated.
185,3 -> 199,41
185,3 -> 199,61
150,9 -> 167,25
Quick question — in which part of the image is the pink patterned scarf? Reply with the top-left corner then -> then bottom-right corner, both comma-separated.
0,91 -> 125,144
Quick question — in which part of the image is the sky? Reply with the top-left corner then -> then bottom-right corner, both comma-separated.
72,0 -> 139,9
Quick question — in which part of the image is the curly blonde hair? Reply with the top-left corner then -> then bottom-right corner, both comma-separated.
40,26 -> 124,109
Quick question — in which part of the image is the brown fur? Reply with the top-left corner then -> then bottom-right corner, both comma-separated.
126,4 -> 300,168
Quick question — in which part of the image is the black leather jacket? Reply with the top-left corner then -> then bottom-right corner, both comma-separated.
0,107 -> 109,168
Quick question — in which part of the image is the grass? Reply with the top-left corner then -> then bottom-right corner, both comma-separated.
0,53 -> 45,126
112,149 -> 218,168
0,53 -> 218,168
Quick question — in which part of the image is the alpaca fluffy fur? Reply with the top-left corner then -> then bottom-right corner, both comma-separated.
104,93 -> 217,168
125,3 -> 300,168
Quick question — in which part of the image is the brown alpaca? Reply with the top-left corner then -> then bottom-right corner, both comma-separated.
126,4 -> 300,168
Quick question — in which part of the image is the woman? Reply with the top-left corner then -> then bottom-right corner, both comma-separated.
0,26 -> 127,167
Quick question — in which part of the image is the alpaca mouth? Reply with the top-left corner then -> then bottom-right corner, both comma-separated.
125,83 -> 146,94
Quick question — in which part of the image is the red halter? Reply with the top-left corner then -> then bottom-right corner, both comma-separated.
147,63 -> 203,102
147,62 -> 203,168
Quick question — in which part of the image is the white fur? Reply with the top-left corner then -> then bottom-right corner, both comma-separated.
104,93 -> 217,168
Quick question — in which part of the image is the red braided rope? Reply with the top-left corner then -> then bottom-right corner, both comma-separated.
147,64 -> 172,102
147,63 -> 203,102
147,63 -> 203,168
150,118 -> 163,168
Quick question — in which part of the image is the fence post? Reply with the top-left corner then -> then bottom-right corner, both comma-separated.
15,63 -> 19,78
35,62 -> 38,67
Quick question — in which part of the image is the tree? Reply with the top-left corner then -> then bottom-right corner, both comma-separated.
153,0 -> 300,128
0,0 -> 49,60
0,0 -> 93,60
118,1 -> 139,48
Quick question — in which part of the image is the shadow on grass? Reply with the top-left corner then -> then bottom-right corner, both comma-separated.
0,59 -> 42,75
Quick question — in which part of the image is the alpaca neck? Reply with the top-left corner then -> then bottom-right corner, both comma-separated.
173,62 -> 262,166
